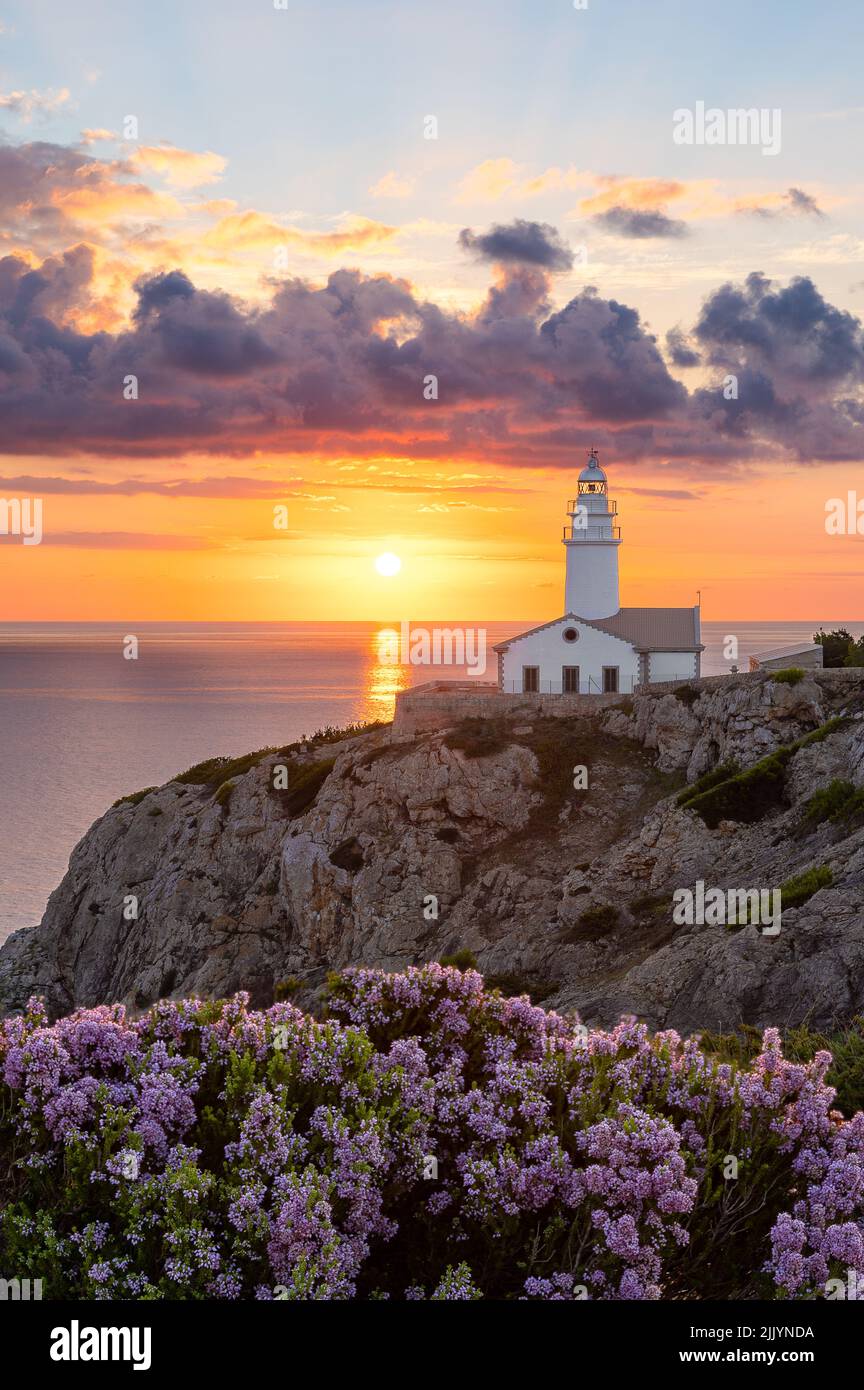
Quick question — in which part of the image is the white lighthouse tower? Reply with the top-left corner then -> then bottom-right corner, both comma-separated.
563,448 -> 621,620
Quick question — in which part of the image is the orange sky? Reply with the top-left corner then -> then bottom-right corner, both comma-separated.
2,455 -> 861,621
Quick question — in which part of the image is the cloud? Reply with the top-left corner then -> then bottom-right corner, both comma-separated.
592,207 -> 689,239
620,486 -> 702,499
689,271 -> 864,459
369,171 -> 416,198
0,474 -> 305,497
786,188 -> 826,218
455,158 -> 521,202
0,141 -> 182,242
740,186 -> 826,220
132,144 -> 227,189
1,224 -> 863,469
459,219 -> 573,269
28,531 -> 217,549
579,178 -> 689,215
665,326 -> 701,368
204,211 -> 397,255
455,158 -> 586,202
0,87 -> 71,120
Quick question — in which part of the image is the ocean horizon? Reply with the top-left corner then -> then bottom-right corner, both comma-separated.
2,618 -> 861,942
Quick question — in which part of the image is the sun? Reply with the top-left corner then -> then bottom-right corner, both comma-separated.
374,552 -> 402,577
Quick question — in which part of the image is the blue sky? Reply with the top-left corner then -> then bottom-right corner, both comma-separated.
6,0 -> 864,200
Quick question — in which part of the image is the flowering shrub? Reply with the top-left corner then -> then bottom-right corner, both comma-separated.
1,965 -> 862,1300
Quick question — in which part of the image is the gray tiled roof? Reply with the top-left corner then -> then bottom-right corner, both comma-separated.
493,607 -> 702,652
751,641 -> 820,662
590,607 -> 702,651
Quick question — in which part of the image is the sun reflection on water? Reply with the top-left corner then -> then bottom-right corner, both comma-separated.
358,627 -> 411,723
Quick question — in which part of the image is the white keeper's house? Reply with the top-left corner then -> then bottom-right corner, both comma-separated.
494,450 -> 703,695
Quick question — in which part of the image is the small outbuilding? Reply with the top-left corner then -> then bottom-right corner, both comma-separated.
748,641 -> 823,672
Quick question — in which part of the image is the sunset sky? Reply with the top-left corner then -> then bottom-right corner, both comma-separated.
1,0 -> 863,620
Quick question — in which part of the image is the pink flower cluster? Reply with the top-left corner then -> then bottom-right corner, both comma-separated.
0,966 -> 862,1300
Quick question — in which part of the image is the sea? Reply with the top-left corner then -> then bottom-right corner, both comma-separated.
1,619 -> 862,942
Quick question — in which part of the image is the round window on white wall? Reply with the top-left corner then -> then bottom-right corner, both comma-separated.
562,627 -> 579,643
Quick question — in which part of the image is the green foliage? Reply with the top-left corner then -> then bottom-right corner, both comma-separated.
572,903 -> 619,939
112,786 -> 158,808
682,720 -> 848,828
483,971 -> 559,1003
799,778 -> 864,831
799,716 -> 848,746
171,721 -> 384,789
307,720 -> 388,744
528,722 -> 593,816
780,863 -> 832,909
174,748 -> 278,785
814,627 -> 855,668
214,778 -> 236,809
274,977 -> 302,1000
273,757 -> 337,817
770,667 -> 805,685
676,762 -> 740,807
684,747 -> 792,828
702,1018 -> 864,1118
438,948 -> 478,971
629,892 -> 668,917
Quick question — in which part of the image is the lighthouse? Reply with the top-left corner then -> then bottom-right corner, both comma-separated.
562,448 -> 621,620
491,448 -> 702,696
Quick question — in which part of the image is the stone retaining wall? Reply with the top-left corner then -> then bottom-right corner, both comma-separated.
392,669 -> 864,736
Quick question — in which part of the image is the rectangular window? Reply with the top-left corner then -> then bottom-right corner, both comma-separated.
562,665 -> 579,694
602,666 -> 619,694
523,666 -> 539,693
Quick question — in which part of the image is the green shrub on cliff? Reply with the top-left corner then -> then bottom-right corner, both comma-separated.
800,779 -> 864,832
780,863 -> 832,909
681,719 -> 849,829
676,762 -> 740,808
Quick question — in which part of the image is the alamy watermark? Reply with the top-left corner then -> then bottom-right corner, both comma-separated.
672,879 -> 781,935
825,492 -> 864,535
50,1321 -> 151,1370
673,102 -> 781,156
0,497 -> 42,545
0,1276 -> 43,1300
380,621 -> 487,676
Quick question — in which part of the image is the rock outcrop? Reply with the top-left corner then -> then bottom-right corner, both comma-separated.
3,669 -> 864,1035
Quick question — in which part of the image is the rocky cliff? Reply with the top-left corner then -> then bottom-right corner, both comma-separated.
3,669 -> 864,1034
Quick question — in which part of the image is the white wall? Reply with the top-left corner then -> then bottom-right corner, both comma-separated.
648,650 -> 698,682
564,540 -> 620,620
499,618 -> 639,693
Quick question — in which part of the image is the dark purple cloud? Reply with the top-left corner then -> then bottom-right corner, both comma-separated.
665,326 -> 701,368
458,219 -> 573,269
689,271 -> 864,459
693,272 -> 864,384
0,474 -> 303,497
0,219 -> 863,467
592,207 -> 689,239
